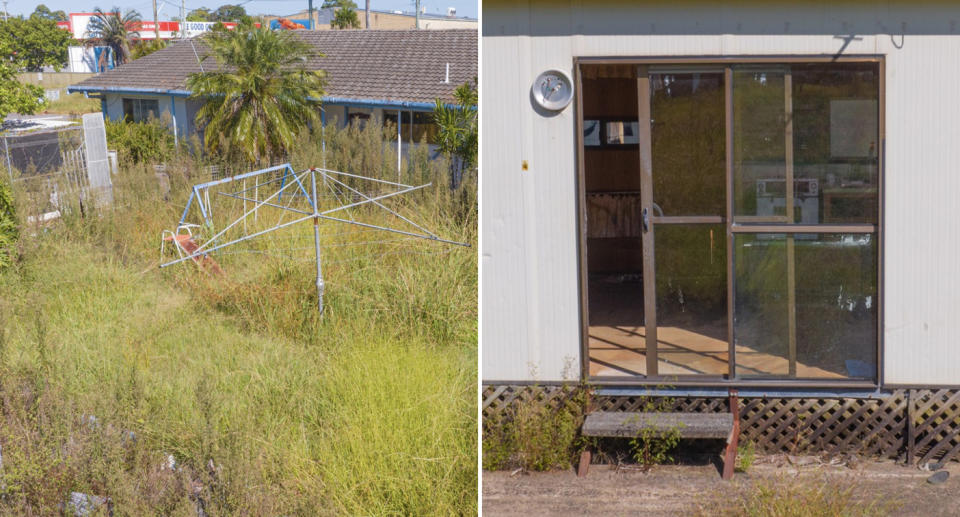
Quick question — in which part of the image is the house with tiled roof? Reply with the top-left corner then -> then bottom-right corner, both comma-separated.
67,29 -> 477,145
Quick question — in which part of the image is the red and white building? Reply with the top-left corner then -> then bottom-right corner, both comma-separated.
58,13 -> 241,40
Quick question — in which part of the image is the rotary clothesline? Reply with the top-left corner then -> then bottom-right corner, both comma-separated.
160,163 -> 469,314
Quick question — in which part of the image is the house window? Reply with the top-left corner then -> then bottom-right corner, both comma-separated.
122,98 -> 159,122
382,111 -> 439,145
348,112 -> 370,129
578,59 -> 881,383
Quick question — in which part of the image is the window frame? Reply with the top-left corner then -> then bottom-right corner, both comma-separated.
122,97 -> 160,123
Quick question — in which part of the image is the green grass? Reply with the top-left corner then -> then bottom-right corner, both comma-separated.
43,92 -> 101,115
0,125 -> 477,514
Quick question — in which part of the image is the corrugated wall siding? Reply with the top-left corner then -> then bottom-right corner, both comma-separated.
481,0 -> 960,384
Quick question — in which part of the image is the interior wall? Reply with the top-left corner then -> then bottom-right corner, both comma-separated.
581,66 -> 643,274
481,0 -> 960,384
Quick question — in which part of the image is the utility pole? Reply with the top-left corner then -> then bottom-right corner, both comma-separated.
152,0 -> 160,39
415,0 -> 419,29
308,0 -> 313,29
2,0 -> 8,22
180,0 -> 186,39
364,0 -> 369,29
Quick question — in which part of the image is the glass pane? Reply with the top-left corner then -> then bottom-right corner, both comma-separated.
734,233 -> 877,379
605,121 -> 639,145
650,72 -> 725,216
655,224 -> 728,375
733,64 -> 880,224
583,120 -> 601,146
793,63 -> 879,224
732,68 -> 788,222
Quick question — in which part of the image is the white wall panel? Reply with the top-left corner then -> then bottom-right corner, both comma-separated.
482,0 -> 960,384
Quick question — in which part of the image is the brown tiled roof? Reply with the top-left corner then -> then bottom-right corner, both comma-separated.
70,29 -> 477,105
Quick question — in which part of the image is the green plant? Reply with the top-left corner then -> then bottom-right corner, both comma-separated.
736,440 -> 755,473
325,0 -> 361,29
629,423 -> 683,470
623,391 -> 683,470
0,31 -> 45,118
433,80 -> 478,178
0,176 -> 17,269
211,4 -> 248,23
104,116 -> 176,165
130,38 -> 167,60
0,14 -> 72,71
482,385 -> 588,472
187,23 -> 325,164
186,7 -> 212,21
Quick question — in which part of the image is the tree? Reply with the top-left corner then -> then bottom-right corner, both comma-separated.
211,5 -> 247,22
131,38 -> 167,60
433,79 -> 478,174
32,4 -> 68,22
326,0 -> 360,29
0,16 -> 72,71
187,24 -> 325,164
0,37 -> 44,119
84,8 -> 142,66
187,8 -> 212,21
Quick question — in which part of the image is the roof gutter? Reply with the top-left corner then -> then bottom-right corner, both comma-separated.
66,85 -> 193,98
319,96 -> 451,110
65,87 -> 460,110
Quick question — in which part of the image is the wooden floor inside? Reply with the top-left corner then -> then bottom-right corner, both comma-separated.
587,277 -> 845,379
588,324 -> 843,378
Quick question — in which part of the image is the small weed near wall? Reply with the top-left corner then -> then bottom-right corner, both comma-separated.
482,385 -> 588,472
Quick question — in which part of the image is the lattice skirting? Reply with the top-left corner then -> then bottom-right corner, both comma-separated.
482,385 -> 960,465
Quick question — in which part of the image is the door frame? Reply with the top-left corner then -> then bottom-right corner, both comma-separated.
574,55 -> 885,388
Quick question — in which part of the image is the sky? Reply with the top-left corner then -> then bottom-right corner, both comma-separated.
6,0 -> 477,20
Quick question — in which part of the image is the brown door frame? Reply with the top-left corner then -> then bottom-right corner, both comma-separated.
574,55 -> 885,388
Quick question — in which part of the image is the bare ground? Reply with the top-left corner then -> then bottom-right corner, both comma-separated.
483,455 -> 960,516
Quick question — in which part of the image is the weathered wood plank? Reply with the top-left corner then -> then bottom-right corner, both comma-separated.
582,411 -> 733,439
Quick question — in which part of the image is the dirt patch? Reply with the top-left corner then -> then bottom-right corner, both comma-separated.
483,456 -> 959,516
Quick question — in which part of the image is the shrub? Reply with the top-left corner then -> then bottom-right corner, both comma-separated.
482,385 -> 587,471
0,176 -> 17,269
105,115 -> 176,165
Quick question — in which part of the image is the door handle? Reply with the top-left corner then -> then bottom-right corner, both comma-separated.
642,207 -> 649,233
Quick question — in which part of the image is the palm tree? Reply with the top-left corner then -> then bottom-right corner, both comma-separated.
84,8 -> 141,66
187,24 -> 325,164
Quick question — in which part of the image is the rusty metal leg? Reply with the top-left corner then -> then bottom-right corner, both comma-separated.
722,389 -> 740,480
578,448 -> 591,477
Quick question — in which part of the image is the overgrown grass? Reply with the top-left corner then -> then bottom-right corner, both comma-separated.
43,92 -> 101,116
0,121 -> 477,514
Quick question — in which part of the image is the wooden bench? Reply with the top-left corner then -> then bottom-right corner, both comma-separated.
578,391 -> 740,479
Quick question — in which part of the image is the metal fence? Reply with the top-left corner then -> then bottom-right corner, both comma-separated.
3,122 -> 114,222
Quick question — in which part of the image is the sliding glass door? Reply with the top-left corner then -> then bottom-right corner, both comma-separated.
580,58 -> 881,383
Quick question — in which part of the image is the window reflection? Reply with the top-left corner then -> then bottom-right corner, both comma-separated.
733,63 -> 879,225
